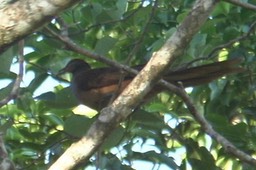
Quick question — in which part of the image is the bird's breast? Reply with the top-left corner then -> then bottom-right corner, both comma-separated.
71,80 -> 131,110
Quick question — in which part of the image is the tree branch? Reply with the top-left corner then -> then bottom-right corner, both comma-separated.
49,0 -> 218,169
0,40 -> 25,170
207,20 -> 256,58
186,20 -> 256,66
159,80 -> 256,166
125,0 -> 159,63
0,0 -> 80,53
0,41 -> 24,107
224,0 -> 256,11
0,135 -> 15,170
45,27 -> 140,75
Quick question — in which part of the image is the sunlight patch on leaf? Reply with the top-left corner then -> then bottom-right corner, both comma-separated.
72,104 -> 98,118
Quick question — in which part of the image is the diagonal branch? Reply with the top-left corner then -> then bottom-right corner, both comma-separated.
159,79 -> 256,166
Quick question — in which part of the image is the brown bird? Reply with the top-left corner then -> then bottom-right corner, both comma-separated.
58,58 -> 244,110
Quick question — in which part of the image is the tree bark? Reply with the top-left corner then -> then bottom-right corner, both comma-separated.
0,0 -> 80,53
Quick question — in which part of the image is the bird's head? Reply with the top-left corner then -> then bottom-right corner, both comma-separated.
58,59 -> 91,75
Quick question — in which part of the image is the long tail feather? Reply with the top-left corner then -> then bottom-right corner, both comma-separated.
164,58 -> 244,87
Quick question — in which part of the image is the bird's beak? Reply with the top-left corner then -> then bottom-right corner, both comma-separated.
57,67 -> 67,76
55,67 -> 71,83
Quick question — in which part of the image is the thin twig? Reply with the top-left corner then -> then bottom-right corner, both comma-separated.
109,0 -> 160,106
224,0 -> 256,11
55,17 -> 69,36
126,0 -> 158,63
185,20 -> 256,67
70,4 -> 143,35
207,20 -> 256,58
0,40 -> 24,107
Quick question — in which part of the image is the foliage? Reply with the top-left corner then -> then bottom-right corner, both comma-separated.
1,0 -> 256,169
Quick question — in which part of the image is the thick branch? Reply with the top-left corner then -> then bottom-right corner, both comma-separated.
0,0 -> 80,53
49,0 -> 218,169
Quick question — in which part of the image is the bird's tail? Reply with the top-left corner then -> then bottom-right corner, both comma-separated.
164,58 -> 245,87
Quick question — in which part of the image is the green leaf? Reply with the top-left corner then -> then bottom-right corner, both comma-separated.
41,113 -> 64,126
101,126 -> 125,150
185,139 -> 219,170
147,151 -> 179,169
0,82 -> 14,100
0,47 -> 15,74
0,120 -> 14,134
91,3 -> 103,20
132,151 -> 179,169
37,87 -> 78,109
13,148 -> 38,159
94,36 -> 117,55
64,115 -> 94,137
212,2 -> 231,16
188,33 -> 207,57
131,109 -> 167,130
146,102 -> 170,113
6,126 -> 25,140
209,80 -> 226,100
28,73 -> 48,93
16,89 -> 35,113
36,91 -> 56,101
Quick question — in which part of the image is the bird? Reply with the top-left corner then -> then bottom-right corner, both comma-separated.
58,58 -> 244,110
